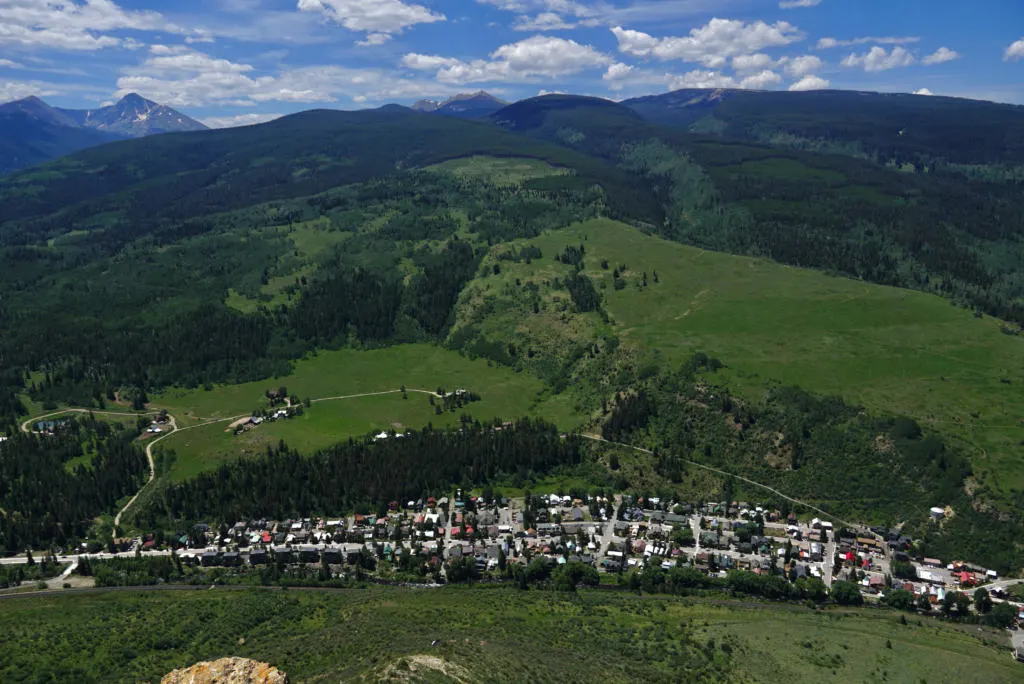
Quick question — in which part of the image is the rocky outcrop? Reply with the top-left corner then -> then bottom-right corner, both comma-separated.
161,657 -> 288,684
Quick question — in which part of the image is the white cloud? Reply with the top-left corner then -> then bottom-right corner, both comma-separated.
0,59 -> 24,68
477,0 -> 596,20
603,62 -> 633,81
357,33 -> 392,47
913,88 -> 933,96
202,112 -> 285,128
117,46 -> 448,107
1004,38 -> 1024,62
922,47 -> 959,65
513,12 -> 577,31
403,35 -> 610,84
0,0 -> 184,51
783,54 -> 822,77
739,69 -> 781,89
732,53 -> 775,72
666,69 -> 737,90
0,79 -> 58,101
779,0 -> 820,7
297,0 -> 445,39
817,36 -> 919,50
841,46 -> 915,72
788,74 -> 829,91
611,19 -> 804,67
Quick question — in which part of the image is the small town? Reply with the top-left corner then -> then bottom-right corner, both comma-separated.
7,489 -> 1022,658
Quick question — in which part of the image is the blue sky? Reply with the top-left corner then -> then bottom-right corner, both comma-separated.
0,0 -> 1021,127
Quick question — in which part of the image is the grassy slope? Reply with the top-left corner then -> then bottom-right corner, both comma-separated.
424,155 -> 568,184
490,218 -> 1024,502
0,587 -> 1015,683
150,344 -> 576,481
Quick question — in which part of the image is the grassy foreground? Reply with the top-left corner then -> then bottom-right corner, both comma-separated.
0,586 -> 1015,683
489,218 -> 1024,504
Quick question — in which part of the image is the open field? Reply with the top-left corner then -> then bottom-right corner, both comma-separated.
425,155 -> 569,184
150,344 -> 579,479
497,218 -> 1024,503
0,587 -> 1015,683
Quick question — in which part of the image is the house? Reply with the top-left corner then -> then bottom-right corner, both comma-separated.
249,550 -> 268,565
222,552 -> 241,567
272,546 -> 293,563
201,551 -> 220,567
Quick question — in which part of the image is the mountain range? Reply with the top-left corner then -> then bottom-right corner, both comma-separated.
0,94 -> 206,174
412,91 -> 508,119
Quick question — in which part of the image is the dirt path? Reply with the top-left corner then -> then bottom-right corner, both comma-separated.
113,415 -> 178,530
580,433 -> 870,533
21,408 -> 157,434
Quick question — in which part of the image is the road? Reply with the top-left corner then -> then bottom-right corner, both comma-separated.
113,415 -> 180,529
19,386 -> 447,535
21,408 -> 159,434
595,495 -> 622,560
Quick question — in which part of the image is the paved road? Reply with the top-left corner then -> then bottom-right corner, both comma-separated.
595,495 -> 622,561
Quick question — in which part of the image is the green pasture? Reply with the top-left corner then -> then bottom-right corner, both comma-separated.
506,218 -> 1024,502
0,587 -> 1015,683
425,155 -> 569,184
150,344 -> 578,479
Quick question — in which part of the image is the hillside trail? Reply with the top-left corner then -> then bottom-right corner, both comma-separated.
579,433 -> 874,536
20,408 -> 159,434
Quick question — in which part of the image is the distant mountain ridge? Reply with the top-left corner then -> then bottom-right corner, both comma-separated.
0,94 -> 206,175
412,91 -> 508,119
58,93 -> 207,137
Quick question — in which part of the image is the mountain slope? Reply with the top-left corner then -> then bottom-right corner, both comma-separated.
0,97 -> 126,175
624,88 -> 1024,167
0,105 -> 657,227
58,93 -> 207,137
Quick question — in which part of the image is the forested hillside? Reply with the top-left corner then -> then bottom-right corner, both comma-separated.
0,91 -> 1022,569
492,95 -> 1024,325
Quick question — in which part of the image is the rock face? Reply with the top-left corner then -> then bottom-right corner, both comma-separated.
161,657 -> 288,684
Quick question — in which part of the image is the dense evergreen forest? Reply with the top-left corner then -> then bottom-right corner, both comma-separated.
139,419 -> 579,525
0,415 -> 148,552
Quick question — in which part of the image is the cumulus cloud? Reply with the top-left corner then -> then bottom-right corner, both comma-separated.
922,47 -> 959,65
779,0 -> 820,7
739,70 -> 782,89
297,0 -> 445,39
817,36 -> 919,50
913,88 -> 933,95
611,19 -> 804,68
0,0 -> 187,51
202,112 -> 285,128
603,62 -> 633,81
732,53 -> 776,72
783,54 -> 822,77
841,46 -> 915,72
666,69 -> 738,90
116,46 -> 447,107
788,74 -> 829,91
1004,38 -> 1024,62
402,35 -> 610,84
0,79 -> 58,101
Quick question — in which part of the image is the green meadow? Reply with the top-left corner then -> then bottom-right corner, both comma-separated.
150,344 -> 578,480
491,218 -> 1024,503
0,587 -> 1015,683
425,155 -> 569,184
